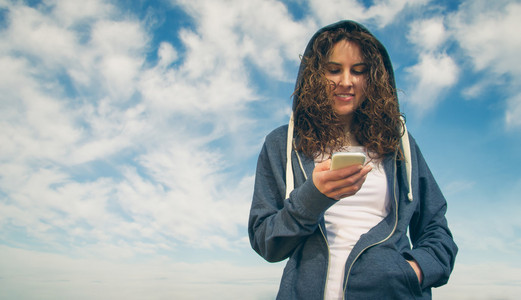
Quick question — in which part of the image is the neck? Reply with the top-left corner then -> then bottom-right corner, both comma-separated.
340,114 -> 353,128
346,133 -> 361,146
342,122 -> 361,147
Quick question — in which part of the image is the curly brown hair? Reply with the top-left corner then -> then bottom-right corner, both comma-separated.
293,27 -> 404,159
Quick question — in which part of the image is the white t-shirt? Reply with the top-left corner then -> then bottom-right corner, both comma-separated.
319,155 -> 390,299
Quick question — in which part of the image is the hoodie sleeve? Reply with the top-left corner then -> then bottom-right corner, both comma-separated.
248,129 -> 336,262
403,138 -> 458,288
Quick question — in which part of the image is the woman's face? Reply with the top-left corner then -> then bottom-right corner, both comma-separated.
324,39 -> 368,123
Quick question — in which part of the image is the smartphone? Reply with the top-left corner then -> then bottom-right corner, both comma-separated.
330,152 -> 366,170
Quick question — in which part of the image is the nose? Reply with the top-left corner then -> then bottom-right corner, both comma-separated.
338,71 -> 353,88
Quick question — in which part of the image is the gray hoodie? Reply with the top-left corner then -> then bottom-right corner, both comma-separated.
248,20 -> 457,299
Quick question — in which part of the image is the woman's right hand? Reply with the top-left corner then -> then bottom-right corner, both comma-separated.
312,159 -> 372,200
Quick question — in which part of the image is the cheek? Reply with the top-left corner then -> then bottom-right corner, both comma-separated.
355,76 -> 367,88
355,78 -> 368,96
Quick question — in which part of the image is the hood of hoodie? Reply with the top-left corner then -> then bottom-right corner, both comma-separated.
285,20 -> 413,202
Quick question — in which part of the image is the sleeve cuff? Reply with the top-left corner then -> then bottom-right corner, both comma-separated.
290,178 -> 336,222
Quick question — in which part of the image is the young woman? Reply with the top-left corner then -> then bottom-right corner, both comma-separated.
248,20 -> 458,299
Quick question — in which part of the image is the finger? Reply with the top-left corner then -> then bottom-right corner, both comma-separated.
332,173 -> 369,199
327,164 -> 364,180
331,165 -> 372,197
330,164 -> 371,187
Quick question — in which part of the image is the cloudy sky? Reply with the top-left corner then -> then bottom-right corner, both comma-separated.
1,0 -> 521,299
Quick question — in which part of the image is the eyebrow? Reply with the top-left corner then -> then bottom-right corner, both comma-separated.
326,61 -> 368,67
327,61 -> 341,65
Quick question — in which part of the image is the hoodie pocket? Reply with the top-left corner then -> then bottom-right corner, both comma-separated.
348,247 -> 423,298
396,252 -> 423,296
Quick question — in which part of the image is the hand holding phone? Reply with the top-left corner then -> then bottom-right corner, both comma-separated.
314,151 -> 371,200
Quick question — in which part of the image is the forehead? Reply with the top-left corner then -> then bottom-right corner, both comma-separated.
328,40 -> 363,62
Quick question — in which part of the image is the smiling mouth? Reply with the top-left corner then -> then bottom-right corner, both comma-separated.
335,93 -> 354,100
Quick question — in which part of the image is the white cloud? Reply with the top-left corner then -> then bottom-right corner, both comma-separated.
401,0 -> 521,125
0,0 -> 291,262
48,0 -> 115,27
157,42 -> 178,67
366,0 -> 432,27
449,0 -> 521,127
442,180 -> 475,196
0,1 -> 150,166
2,4 -> 79,68
174,0 -> 312,81
0,137 -> 254,256
0,56 -> 82,162
450,0 -> 521,76
1,1 -> 146,100
407,17 -> 447,52
236,0 -> 315,79
88,20 -> 148,99
461,79 -> 488,100
506,94 -> 521,128
402,15 -> 460,115
0,245 -> 282,300
404,52 -> 459,114
434,263 -> 521,300
308,0 -> 432,28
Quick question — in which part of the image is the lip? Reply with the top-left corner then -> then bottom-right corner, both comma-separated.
334,93 -> 354,101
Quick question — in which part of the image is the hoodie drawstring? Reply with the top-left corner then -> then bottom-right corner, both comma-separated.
284,114 -> 413,202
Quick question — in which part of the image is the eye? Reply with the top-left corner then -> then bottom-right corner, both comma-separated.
325,62 -> 342,75
352,64 -> 368,75
327,68 -> 341,75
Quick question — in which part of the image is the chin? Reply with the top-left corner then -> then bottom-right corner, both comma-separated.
334,109 -> 354,117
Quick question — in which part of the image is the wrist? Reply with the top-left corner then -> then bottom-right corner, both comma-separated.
407,259 -> 423,284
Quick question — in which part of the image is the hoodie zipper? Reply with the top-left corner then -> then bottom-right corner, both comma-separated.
340,156 -> 399,299
319,225 -> 331,300
296,151 -> 399,300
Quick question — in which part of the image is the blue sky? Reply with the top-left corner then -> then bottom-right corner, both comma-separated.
1,0 -> 521,299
